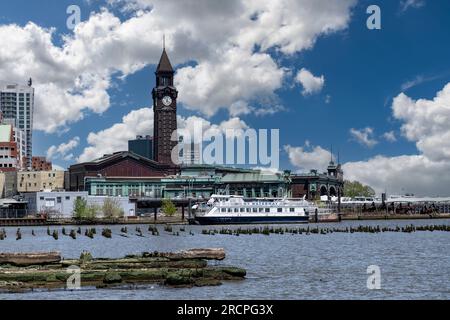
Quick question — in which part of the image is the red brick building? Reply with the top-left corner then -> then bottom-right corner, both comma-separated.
69,151 -> 177,191
0,124 -> 18,172
30,156 -> 52,171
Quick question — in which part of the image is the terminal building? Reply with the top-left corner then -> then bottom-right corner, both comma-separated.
69,48 -> 344,202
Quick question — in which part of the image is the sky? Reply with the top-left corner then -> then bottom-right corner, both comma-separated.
1,0 -> 450,196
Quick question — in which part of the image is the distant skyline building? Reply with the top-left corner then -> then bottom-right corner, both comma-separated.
0,80 -> 34,169
128,135 -> 153,160
179,140 -> 201,165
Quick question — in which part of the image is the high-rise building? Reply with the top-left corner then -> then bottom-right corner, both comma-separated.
178,137 -> 201,165
128,135 -> 153,160
0,80 -> 34,169
152,48 -> 178,166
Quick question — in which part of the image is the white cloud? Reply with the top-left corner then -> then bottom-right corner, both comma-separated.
52,164 -> 66,171
295,68 -> 325,96
400,0 -> 425,12
47,137 -> 80,161
343,155 -> 450,196
393,84 -> 450,161
382,131 -> 397,142
77,107 -> 250,162
0,0 -> 356,133
176,47 -> 284,116
349,127 -> 378,148
284,143 -> 331,173
343,83 -> 450,196
401,75 -> 425,91
77,107 -> 154,163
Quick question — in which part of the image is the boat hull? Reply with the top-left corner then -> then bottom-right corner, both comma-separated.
192,215 -> 309,225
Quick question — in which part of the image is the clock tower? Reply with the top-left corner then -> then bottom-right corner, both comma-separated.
152,48 -> 178,165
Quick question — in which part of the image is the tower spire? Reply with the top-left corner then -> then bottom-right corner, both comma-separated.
330,144 -> 333,163
163,34 -> 166,50
156,44 -> 174,73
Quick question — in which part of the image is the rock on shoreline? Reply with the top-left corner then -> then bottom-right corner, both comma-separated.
0,248 -> 245,292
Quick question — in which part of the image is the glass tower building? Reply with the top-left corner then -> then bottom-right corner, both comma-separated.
0,81 -> 34,169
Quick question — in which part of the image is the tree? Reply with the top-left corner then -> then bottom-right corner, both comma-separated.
73,197 -> 88,220
344,180 -> 376,198
161,199 -> 177,217
102,197 -> 125,219
73,197 -> 98,221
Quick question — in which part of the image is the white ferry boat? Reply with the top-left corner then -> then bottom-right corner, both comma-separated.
190,195 -> 317,225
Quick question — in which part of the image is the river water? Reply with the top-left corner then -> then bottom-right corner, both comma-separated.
0,219 -> 449,300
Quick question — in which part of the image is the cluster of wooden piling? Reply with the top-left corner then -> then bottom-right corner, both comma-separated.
1,223 -> 449,241
0,249 -> 246,292
0,226 -> 174,240
201,224 -> 450,236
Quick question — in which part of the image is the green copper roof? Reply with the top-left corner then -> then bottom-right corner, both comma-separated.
220,172 -> 283,183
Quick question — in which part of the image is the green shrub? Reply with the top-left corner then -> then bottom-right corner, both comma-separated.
161,199 -> 177,217
102,197 -> 124,219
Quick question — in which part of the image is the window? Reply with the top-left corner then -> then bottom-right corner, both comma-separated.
57,197 -> 62,203
45,198 -> 55,207
65,196 -> 70,200
259,208 -> 263,212
277,208 -> 282,213
265,208 -> 270,213
228,208 -> 232,213
234,208 -> 239,213
246,208 -> 251,213
221,208 -> 226,213
252,208 -> 257,213
240,208 -> 245,213
290,208 -> 295,212
40,197 -> 44,200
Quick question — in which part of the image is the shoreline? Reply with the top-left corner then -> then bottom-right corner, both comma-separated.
340,213 -> 450,221
0,249 -> 246,293
0,214 -> 449,227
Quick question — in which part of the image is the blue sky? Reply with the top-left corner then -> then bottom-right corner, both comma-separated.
1,0 -> 450,195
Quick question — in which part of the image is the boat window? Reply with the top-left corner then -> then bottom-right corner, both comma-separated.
221,208 -> 226,213
228,208 -> 232,213
265,208 -> 270,213
252,208 -> 257,213
290,208 -> 295,212
234,208 -> 239,213
259,208 -> 263,212
246,208 -> 251,213
240,208 -> 245,212
277,208 -> 282,213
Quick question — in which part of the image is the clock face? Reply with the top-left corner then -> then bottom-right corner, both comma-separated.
162,96 -> 172,106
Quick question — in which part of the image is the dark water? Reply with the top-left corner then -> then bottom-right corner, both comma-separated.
0,219 -> 449,300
